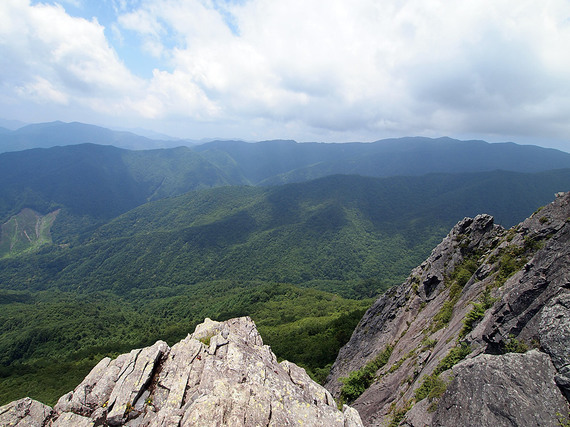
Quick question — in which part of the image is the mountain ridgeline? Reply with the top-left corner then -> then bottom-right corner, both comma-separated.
3,121 -> 570,182
0,121 -> 190,152
193,137 -> 570,185
1,136 -> 570,248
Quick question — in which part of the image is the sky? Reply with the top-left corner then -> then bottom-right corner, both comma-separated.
1,0 -> 570,150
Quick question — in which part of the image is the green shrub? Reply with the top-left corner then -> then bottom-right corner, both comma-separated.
432,255 -> 482,333
339,345 -> 393,403
198,333 -> 215,346
524,235 -> 545,251
388,400 -> 412,427
459,288 -> 496,338
432,300 -> 455,331
415,373 -> 447,402
494,248 -> 527,288
435,342 -> 471,375
504,336 -> 528,354
421,337 -> 437,350
414,344 -> 467,406
557,412 -> 570,427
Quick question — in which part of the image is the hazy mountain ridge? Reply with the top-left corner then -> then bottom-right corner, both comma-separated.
194,136 -> 570,185
0,121 -> 192,152
2,121 -> 570,185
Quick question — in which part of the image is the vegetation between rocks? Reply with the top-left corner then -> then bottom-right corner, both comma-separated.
339,344 -> 394,403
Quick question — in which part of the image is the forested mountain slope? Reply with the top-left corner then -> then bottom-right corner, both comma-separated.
2,135 -> 569,248
0,144 -> 245,247
2,171 -> 570,294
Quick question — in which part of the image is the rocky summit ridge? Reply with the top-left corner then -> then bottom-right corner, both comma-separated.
326,192 -> 570,426
0,317 -> 362,426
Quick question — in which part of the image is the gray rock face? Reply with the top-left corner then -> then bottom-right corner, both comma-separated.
327,193 -> 570,426
0,397 -> 52,426
432,351 -> 568,427
1,316 -> 363,427
540,294 -> 570,400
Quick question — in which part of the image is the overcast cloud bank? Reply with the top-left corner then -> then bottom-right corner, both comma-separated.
1,0 -> 569,150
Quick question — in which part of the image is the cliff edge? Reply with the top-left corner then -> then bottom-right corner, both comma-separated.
326,192 -> 570,426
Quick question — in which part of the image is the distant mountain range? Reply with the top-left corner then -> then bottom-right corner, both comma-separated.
1,139 -> 569,245
195,137 -> 570,184
0,121 -> 196,152
2,121 -> 570,179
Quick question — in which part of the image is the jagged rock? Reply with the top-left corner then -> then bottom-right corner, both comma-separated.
478,223 -> 570,354
1,316 -> 363,426
327,193 -> 570,426
0,397 -> 52,426
325,213 -> 504,399
432,350 -> 568,427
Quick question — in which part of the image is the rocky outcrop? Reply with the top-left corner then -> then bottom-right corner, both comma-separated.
326,192 -> 570,426
431,350 -> 567,427
0,317 -> 363,426
0,397 -> 52,426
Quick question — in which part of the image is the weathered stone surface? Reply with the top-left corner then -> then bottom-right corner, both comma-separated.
54,356 -> 115,416
54,340 -> 170,426
432,350 -> 568,427
478,224 -> 570,354
401,397 -> 432,427
0,397 -> 52,426
52,411 -> 94,426
5,316 -> 363,426
105,340 -> 169,425
539,293 -> 570,400
327,193 -> 570,426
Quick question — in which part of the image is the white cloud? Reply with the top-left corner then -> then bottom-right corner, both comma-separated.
1,0 -> 570,147
0,0 -> 142,110
15,76 -> 69,104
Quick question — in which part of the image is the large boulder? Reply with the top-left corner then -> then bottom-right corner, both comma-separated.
432,350 -> 568,427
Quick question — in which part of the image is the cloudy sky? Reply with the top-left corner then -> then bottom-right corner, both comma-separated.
1,0 -> 570,150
